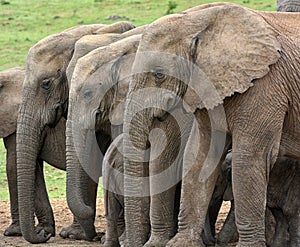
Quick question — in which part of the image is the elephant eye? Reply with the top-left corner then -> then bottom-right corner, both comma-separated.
84,89 -> 93,98
42,79 -> 51,90
153,71 -> 166,84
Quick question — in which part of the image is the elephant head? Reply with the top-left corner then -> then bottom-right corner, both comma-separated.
66,34 -> 141,240
0,67 -> 24,138
66,22 -> 142,83
123,3 -> 281,246
16,22 -> 134,244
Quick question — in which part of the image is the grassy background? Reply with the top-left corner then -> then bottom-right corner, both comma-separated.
0,0 -> 275,200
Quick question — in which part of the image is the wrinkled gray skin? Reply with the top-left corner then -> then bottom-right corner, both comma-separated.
123,3 -> 300,247
0,68 -> 66,238
102,133 -> 230,247
16,21 -> 135,244
66,31 -> 193,247
102,135 -> 126,247
66,34 -> 142,244
277,0 -> 300,12
216,155 -> 300,247
65,27 -> 147,244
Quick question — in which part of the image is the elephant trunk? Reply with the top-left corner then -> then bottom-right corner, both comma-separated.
16,88 -> 50,243
66,102 -> 96,240
123,96 -> 152,246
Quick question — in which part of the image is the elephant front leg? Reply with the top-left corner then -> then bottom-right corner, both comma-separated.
144,186 -> 177,247
103,189 -> 123,247
288,212 -> 300,247
4,134 -> 22,236
232,130 -> 280,247
167,116 -> 228,247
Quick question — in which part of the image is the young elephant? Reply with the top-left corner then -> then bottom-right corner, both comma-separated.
0,67 -> 66,237
16,21 -> 135,244
215,155 -> 300,247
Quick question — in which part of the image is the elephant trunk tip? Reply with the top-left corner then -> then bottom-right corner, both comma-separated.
22,228 -> 52,244
67,192 -> 94,220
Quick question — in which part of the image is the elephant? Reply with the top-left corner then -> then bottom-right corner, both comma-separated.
215,155 -> 300,247
16,21 -> 135,244
123,2 -> 300,247
64,27 -> 148,244
0,67 -> 67,237
66,34 -> 144,244
66,24 -> 148,84
66,30 -> 193,247
277,0 -> 300,12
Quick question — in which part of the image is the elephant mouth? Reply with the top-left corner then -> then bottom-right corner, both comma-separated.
157,111 -> 170,122
47,102 -> 66,128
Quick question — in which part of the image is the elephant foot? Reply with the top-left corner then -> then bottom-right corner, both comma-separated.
166,234 -> 205,247
4,221 -> 22,236
59,222 -> 85,240
104,240 -> 121,247
92,231 -> 106,242
36,222 -> 55,237
143,235 -> 171,247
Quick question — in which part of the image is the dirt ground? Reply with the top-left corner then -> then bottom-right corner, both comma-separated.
0,199 -> 234,246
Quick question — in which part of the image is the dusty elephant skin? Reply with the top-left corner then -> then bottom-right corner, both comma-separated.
66,34 -> 144,246
0,68 -> 65,238
66,24 -> 145,243
16,21 -> 135,244
215,156 -> 300,247
102,131 -> 227,247
123,2 -> 300,247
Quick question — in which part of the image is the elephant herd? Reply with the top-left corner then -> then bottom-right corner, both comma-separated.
1,1 -> 300,247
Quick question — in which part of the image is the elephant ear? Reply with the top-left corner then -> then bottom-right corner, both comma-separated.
183,4 -> 281,112
108,35 -> 141,125
0,67 -> 25,138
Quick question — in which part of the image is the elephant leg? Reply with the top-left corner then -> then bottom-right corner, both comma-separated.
232,127 -> 282,247
3,133 -> 22,236
60,176 -> 98,240
144,185 -> 177,247
34,160 -> 56,237
287,213 -> 300,247
103,189 -> 122,247
265,207 -> 275,247
167,110 -> 230,247
202,191 -> 224,245
269,208 -> 289,247
216,200 -> 238,247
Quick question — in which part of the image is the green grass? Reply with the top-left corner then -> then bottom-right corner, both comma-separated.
0,0 -> 275,200
0,140 -> 8,199
0,0 -> 275,71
